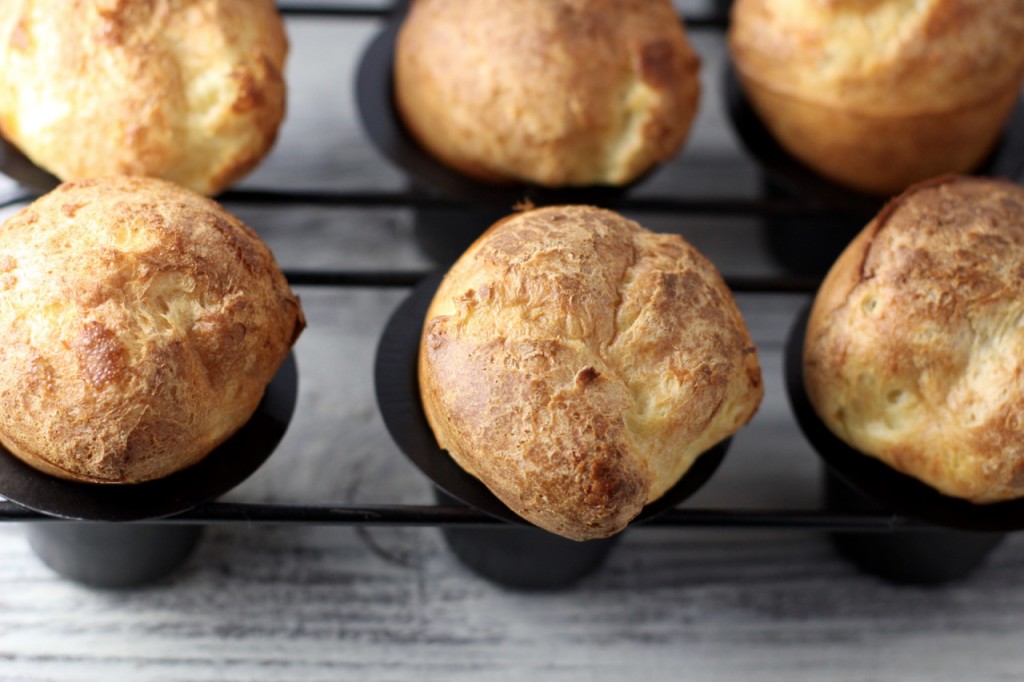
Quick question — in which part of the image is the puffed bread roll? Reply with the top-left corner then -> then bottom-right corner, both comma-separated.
0,176 -> 304,483
419,206 -> 762,540
395,0 -> 701,187
0,0 -> 288,195
729,0 -> 1024,195
804,176 -> 1024,502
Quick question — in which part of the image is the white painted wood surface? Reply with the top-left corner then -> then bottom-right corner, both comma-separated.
2,4 -> 1024,681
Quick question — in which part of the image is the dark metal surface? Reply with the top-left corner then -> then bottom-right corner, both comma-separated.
275,2 -> 732,29
0,499 -> 932,532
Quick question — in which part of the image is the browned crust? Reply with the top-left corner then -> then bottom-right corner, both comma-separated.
0,176 -> 305,483
394,0 -> 701,188
734,67 -> 1019,195
804,176 -> 1024,502
728,0 -> 1024,195
0,0 -> 288,195
729,0 -> 1024,115
419,206 -> 763,540
805,175 -> 974,335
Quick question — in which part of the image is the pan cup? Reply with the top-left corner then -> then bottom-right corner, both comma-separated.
822,470 -> 1005,585
1,353 -> 298,588
433,488 -> 619,590
26,522 -> 204,589
785,305 -> 1011,584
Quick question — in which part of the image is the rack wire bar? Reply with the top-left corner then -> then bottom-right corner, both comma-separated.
0,186 -> 856,219
0,500 -> 925,532
284,269 -> 424,288
276,3 -> 730,29
278,4 -> 392,18
217,188 -> 850,218
0,186 -> 853,219
283,269 -> 819,293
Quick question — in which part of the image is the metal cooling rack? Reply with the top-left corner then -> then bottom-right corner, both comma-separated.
0,1 -> 965,533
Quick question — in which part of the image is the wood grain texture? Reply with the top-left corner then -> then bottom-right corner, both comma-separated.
1,4 -> 1023,681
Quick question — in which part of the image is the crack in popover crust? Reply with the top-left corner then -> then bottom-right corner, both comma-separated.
0,176 -> 304,483
419,206 -> 763,541
804,176 -> 1024,503
0,0 -> 288,195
